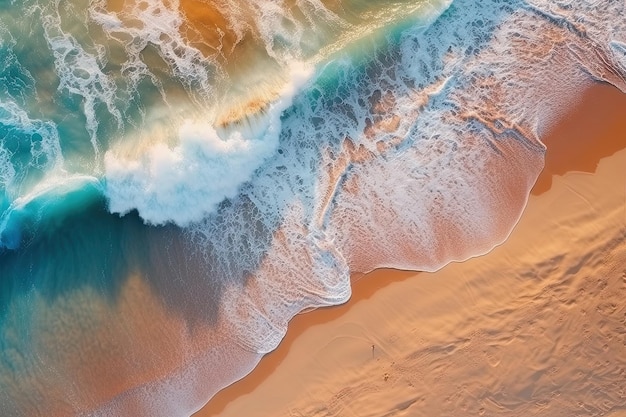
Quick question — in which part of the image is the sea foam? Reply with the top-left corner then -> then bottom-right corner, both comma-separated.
41,4 -> 122,158
104,63 -> 313,226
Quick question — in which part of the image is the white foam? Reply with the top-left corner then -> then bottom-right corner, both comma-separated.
0,99 -> 64,195
218,206 -> 352,353
89,0 -> 214,102
41,4 -> 122,159
242,0 -> 344,62
0,23 -> 36,100
104,63 -> 313,226
0,146 -> 16,193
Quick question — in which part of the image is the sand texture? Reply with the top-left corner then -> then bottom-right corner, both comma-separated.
195,83 -> 626,417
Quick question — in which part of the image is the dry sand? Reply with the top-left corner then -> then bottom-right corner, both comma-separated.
195,81 -> 626,416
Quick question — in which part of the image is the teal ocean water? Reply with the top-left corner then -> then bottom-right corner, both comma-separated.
1,0 -> 625,415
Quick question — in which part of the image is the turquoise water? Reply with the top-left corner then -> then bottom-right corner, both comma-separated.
1,0 -> 625,415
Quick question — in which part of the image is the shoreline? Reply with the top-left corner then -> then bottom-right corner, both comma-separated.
195,269 -> 420,417
532,81 -> 626,195
194,81 -> 626,416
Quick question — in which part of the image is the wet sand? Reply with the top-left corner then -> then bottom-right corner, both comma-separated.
533,82 -> 626,195
194,82 -> 626,416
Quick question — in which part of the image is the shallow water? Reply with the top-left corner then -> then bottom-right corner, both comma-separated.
0,0 -> 625,415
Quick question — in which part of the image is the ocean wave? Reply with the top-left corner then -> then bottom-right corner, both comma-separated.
104,63 -> 313,226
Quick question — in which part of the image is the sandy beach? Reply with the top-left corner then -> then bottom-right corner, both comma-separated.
195,81 -> 626,416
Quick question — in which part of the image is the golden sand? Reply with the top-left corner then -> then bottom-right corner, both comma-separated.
194,82 -> 626,416
194,269 -> 420,417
